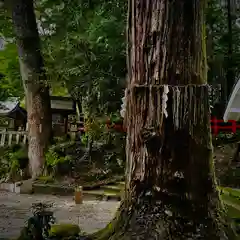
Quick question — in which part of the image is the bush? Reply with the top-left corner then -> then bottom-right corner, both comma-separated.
36,175 -> 54,184
45,147 -> 73,176
17,203 -> 55,240
0,144 -> 28,181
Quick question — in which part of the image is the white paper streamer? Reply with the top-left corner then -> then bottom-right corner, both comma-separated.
162,85 -> 169,118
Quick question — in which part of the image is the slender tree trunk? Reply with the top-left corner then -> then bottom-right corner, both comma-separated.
10,0 -> 52,179
92,1 -> 234,239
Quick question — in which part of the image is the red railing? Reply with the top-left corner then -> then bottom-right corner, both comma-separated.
210,118 -> 240,136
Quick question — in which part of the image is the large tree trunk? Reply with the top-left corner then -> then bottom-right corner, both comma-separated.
10,0 -> 52,179
92,1 -> 234,240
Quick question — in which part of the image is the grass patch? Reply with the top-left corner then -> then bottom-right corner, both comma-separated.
36,175 -> 54,184
220,187 -> 240,208
221,193 -> 240,208
49,224 -> 81,237
225,203 -> 240,219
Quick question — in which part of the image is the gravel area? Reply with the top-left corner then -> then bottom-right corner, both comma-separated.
0,191 -> 119,239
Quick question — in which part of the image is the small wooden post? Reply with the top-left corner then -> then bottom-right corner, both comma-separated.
23,123 -> 28,144
23,133 -> 27,144
0,129 -> 6,146
8,133 -> 13,146
16,132 -> 20,144
74,186 -> 83,204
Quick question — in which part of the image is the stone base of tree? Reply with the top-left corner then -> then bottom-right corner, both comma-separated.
89,84 -> 236,240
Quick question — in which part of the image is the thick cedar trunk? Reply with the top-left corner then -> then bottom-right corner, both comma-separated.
11,0 -> 52,179
91,1 -> 234,240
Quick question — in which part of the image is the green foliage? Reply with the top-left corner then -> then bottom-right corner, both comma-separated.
17,203 -> 55,240
84,118 -> 106,142
17,202 -> 85,240
81,134 -> 88,146
8,152 -> 20,177
45,148 -> 71,171
44,140 -> 75,176
36,175 -> 54,184
1,0 -> 240,115
35,0 -> 127,118
0,42 -> 23,99
220,187 -> 240,235
206,0 -> 240,84
0,144 -> 28,180
0,7 -> 14,38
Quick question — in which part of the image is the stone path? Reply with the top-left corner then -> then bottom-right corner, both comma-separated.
0,191 -> 119,239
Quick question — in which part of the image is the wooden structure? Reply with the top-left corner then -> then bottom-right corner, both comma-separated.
50,96 -> 77,137
223,78 -> 240,163
0,97 -> 27,131
15,95 -> 80,138
223,78 -> 240,122
0,129 -> 28,146
0,96 -> 82,146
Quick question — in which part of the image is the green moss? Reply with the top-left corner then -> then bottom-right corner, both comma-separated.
220,187 -> 240,208
49,224 -> 80,237
36,175 -> 54,183
225,204 -> 240,219
91,222 -> 114,240
223,188 -> 240,198
222,193 -> 240,207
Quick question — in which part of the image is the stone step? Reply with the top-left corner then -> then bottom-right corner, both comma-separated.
0,181 -> 123,202
118,181 -> 125,186
100,185 -> 122,193
83,190 -> 121,201
31,183 -> 121,201
32,183 -> 74,196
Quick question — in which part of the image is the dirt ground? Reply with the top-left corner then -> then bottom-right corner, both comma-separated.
0,191 -> 119,239
214,143 -> 237,178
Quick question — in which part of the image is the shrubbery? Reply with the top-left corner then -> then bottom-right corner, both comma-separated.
17,203 -> 85,240
0,144 -> 28,181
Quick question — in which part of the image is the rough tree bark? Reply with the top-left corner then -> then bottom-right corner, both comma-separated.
91,1 -> 235,240
10,0 -> 52,179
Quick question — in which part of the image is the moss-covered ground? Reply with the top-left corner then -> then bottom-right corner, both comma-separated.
219,186 -> 240,238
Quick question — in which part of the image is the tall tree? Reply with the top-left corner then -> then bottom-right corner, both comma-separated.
35,0 -> 127,115
93,0 -> 233,239
9,0 -> 52,179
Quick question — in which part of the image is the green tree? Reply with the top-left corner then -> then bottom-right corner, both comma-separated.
35,0 -> 127,116
206,0 -> 240,103
0,42 -> 24,99
9,0 -> 52,179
